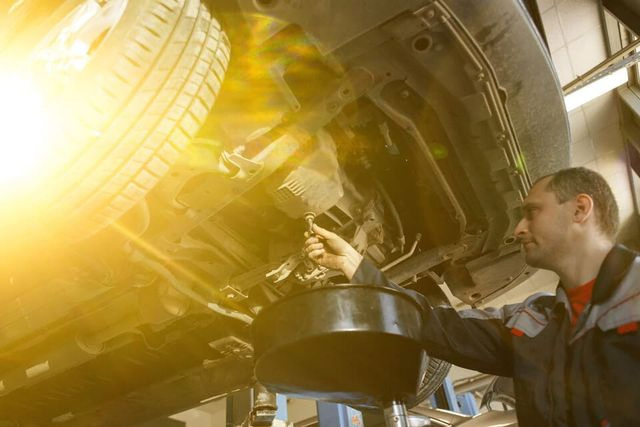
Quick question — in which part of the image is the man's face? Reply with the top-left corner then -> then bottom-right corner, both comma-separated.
514,177 -> 574,270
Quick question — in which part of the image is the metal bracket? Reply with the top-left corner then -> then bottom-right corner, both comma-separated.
220,285 -> 249,302
219,149 -> 264,181
265,253 -> 327,284
208,336 -> 254,360
266,253 -> 302,284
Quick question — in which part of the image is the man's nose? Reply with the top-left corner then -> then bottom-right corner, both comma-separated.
514,217 -> 528,239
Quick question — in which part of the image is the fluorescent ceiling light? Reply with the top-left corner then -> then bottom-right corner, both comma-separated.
564,68 -> 628,112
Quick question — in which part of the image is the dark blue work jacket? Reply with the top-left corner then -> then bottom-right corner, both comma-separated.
352,244 -> 640,427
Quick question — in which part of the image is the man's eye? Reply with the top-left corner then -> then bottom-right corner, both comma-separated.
522,208 -> 537,219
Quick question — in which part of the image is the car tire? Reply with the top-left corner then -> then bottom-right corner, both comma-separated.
413,284 -> 452,406
30,0 -> 229,240
415,358 -> 451,405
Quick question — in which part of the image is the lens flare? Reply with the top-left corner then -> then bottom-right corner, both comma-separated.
0,71 -> 53,194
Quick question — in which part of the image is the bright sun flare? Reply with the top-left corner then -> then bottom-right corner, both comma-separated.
0,71 -> 52,194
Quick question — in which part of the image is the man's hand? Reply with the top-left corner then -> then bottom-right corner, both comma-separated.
304,224 -> 363,280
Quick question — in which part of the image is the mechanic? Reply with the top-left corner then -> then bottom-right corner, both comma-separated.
303,167 -> 640,427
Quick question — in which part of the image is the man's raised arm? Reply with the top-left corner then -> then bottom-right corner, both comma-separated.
304,225 -> 515,377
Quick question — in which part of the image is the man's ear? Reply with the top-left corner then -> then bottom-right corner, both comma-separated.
574,193 -> 594,224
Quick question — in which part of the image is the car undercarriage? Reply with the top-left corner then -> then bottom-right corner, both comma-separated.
0,0 -> 569,425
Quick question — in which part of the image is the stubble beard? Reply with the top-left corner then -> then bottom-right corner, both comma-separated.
524,238 -> 569,273
524,248 -> 546,269
522,239 -> 554,269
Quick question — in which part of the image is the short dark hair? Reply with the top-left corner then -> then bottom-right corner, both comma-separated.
539,167 -> 619,239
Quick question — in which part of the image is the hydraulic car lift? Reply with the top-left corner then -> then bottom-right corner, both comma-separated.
225,377 -> 478,426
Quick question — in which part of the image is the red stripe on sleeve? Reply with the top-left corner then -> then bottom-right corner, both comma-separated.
617,322 -> 638,335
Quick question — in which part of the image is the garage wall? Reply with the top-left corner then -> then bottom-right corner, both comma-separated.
538,0 -> 637,243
